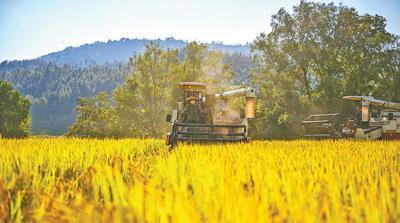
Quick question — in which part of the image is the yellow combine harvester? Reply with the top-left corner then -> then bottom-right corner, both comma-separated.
165,82 -> 255,147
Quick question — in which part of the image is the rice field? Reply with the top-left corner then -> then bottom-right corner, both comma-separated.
0,138 -> 399,222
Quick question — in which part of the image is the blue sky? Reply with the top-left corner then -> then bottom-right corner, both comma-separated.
1,0 -> 399,61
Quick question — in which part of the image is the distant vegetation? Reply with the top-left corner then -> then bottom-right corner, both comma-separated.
0,1 -> 399,138
0,81 -> 31,137
0,62 -> 128,134
37,37 -> 250,66
0,39 -> 251,135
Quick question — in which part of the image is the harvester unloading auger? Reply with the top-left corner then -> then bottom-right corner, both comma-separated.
302,96 -> 400,140
165,82 -> 256,147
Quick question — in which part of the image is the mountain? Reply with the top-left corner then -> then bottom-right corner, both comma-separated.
0,37 -> 250,72
1,37 -> 250,71
37,37 -> 250,65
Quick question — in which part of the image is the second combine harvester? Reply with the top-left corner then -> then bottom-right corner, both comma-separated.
165,82 -> 256,147
302,96 -> 400,140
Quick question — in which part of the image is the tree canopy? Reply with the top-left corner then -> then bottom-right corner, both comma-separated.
0,80 -> 31,138
251,1 -> 400,138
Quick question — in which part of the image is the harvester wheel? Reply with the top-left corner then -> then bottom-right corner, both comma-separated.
165,133 -> 172,146
168,140 -> 177,151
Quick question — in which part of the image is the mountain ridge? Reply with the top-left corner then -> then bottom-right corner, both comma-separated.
1,37 -> 251,68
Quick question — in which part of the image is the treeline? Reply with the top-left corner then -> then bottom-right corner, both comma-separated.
38,37 -> 250,65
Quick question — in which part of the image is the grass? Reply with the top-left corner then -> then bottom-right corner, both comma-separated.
0,138 -> 399,222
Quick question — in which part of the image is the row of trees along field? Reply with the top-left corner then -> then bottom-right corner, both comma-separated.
69,1 -> 399,139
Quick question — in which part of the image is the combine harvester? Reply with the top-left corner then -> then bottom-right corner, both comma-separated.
302,96 -> 400,140
165,82 -> 256,147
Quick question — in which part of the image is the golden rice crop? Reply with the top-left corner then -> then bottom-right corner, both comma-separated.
0,138 -> 399,222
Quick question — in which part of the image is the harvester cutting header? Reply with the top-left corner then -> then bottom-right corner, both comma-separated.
165,82 -> 256,147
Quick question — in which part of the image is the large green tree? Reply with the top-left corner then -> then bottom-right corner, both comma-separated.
113,43 -> 181,137
0,81 -> 31,137
67,92 -> 118,137
252,1 -> 399,138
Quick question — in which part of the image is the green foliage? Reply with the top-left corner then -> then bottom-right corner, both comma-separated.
251,1 -> 400,138
182,42 -> 207,81
68,42 -> 236,138
113,43 -> 181,137
0,47 -> 249,136
67,92 -> 118,137
0,62 -> 128,135
0,80 -> 31,138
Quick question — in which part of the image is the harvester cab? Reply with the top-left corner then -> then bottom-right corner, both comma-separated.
165,82 -> 256,147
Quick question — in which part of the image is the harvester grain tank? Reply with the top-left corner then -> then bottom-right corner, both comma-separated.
165,82 -> 256,147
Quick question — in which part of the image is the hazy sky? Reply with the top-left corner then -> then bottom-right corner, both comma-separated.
1,0 -> 399,61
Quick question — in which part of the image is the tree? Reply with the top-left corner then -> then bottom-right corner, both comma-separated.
113,43 -> 181,137
182,42 -> 207,81
0,61 -> 128,135
0,81 -> 31,137
202,51 -> 235,91
67,92 -> 118,137
375,50 -> 400,100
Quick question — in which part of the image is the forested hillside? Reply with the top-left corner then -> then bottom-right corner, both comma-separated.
0,38 -> 250,68
0,38 -> 251,135
0,62 -> 128,134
